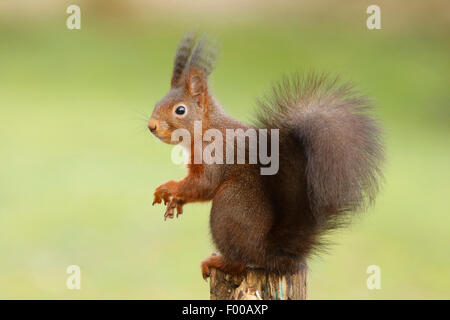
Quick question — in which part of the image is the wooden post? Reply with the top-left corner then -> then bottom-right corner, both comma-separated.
209,263 -> 307,300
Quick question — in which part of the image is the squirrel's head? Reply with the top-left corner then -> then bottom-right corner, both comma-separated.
148,33 -> 219,144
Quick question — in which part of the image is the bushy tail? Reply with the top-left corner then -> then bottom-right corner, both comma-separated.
255,73 -> 384,231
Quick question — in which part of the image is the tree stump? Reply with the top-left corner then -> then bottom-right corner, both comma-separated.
209,263 -> 307,300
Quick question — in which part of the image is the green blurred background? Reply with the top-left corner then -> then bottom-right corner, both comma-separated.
1,0 -> 449,299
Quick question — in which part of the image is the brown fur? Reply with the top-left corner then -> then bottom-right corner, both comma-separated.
148,34 -> 384,275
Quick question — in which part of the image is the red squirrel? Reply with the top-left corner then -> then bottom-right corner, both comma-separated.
147,33 -> 384,279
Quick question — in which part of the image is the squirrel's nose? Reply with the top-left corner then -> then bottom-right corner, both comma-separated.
148,118 -> 160,133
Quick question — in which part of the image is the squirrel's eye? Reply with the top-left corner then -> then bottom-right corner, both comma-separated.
175,105 -> 186,115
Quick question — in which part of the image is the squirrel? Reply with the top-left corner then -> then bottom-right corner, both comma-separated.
147,33 -> 384,279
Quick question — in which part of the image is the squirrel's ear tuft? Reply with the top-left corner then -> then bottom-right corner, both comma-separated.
171,33 -> 219,89
171,32 -> 196,88
187,35 -> 219,79
184,34 -> 219,110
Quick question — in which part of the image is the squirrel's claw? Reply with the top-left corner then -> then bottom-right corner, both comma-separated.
153,181 -> 185,221
176,202 -> 184,218
164,198 -> 184,220
176,207 -> 183,218
152,194 -> 160,206
201,263 -> 210,281
164,211 -> 174,221
164,200 -> 176,220
153,190 -> 170,206
200,253 -> 217,280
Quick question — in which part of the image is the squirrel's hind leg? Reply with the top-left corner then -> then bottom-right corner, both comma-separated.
200,253 -> 246,280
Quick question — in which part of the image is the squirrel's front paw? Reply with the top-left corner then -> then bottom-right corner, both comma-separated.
164,197 -> 185,220
152,181 -> 184,220
152,188 -> 169,206
152,181 -> 176,205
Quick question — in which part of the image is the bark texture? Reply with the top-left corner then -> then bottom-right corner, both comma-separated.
209,264 -> 307,300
